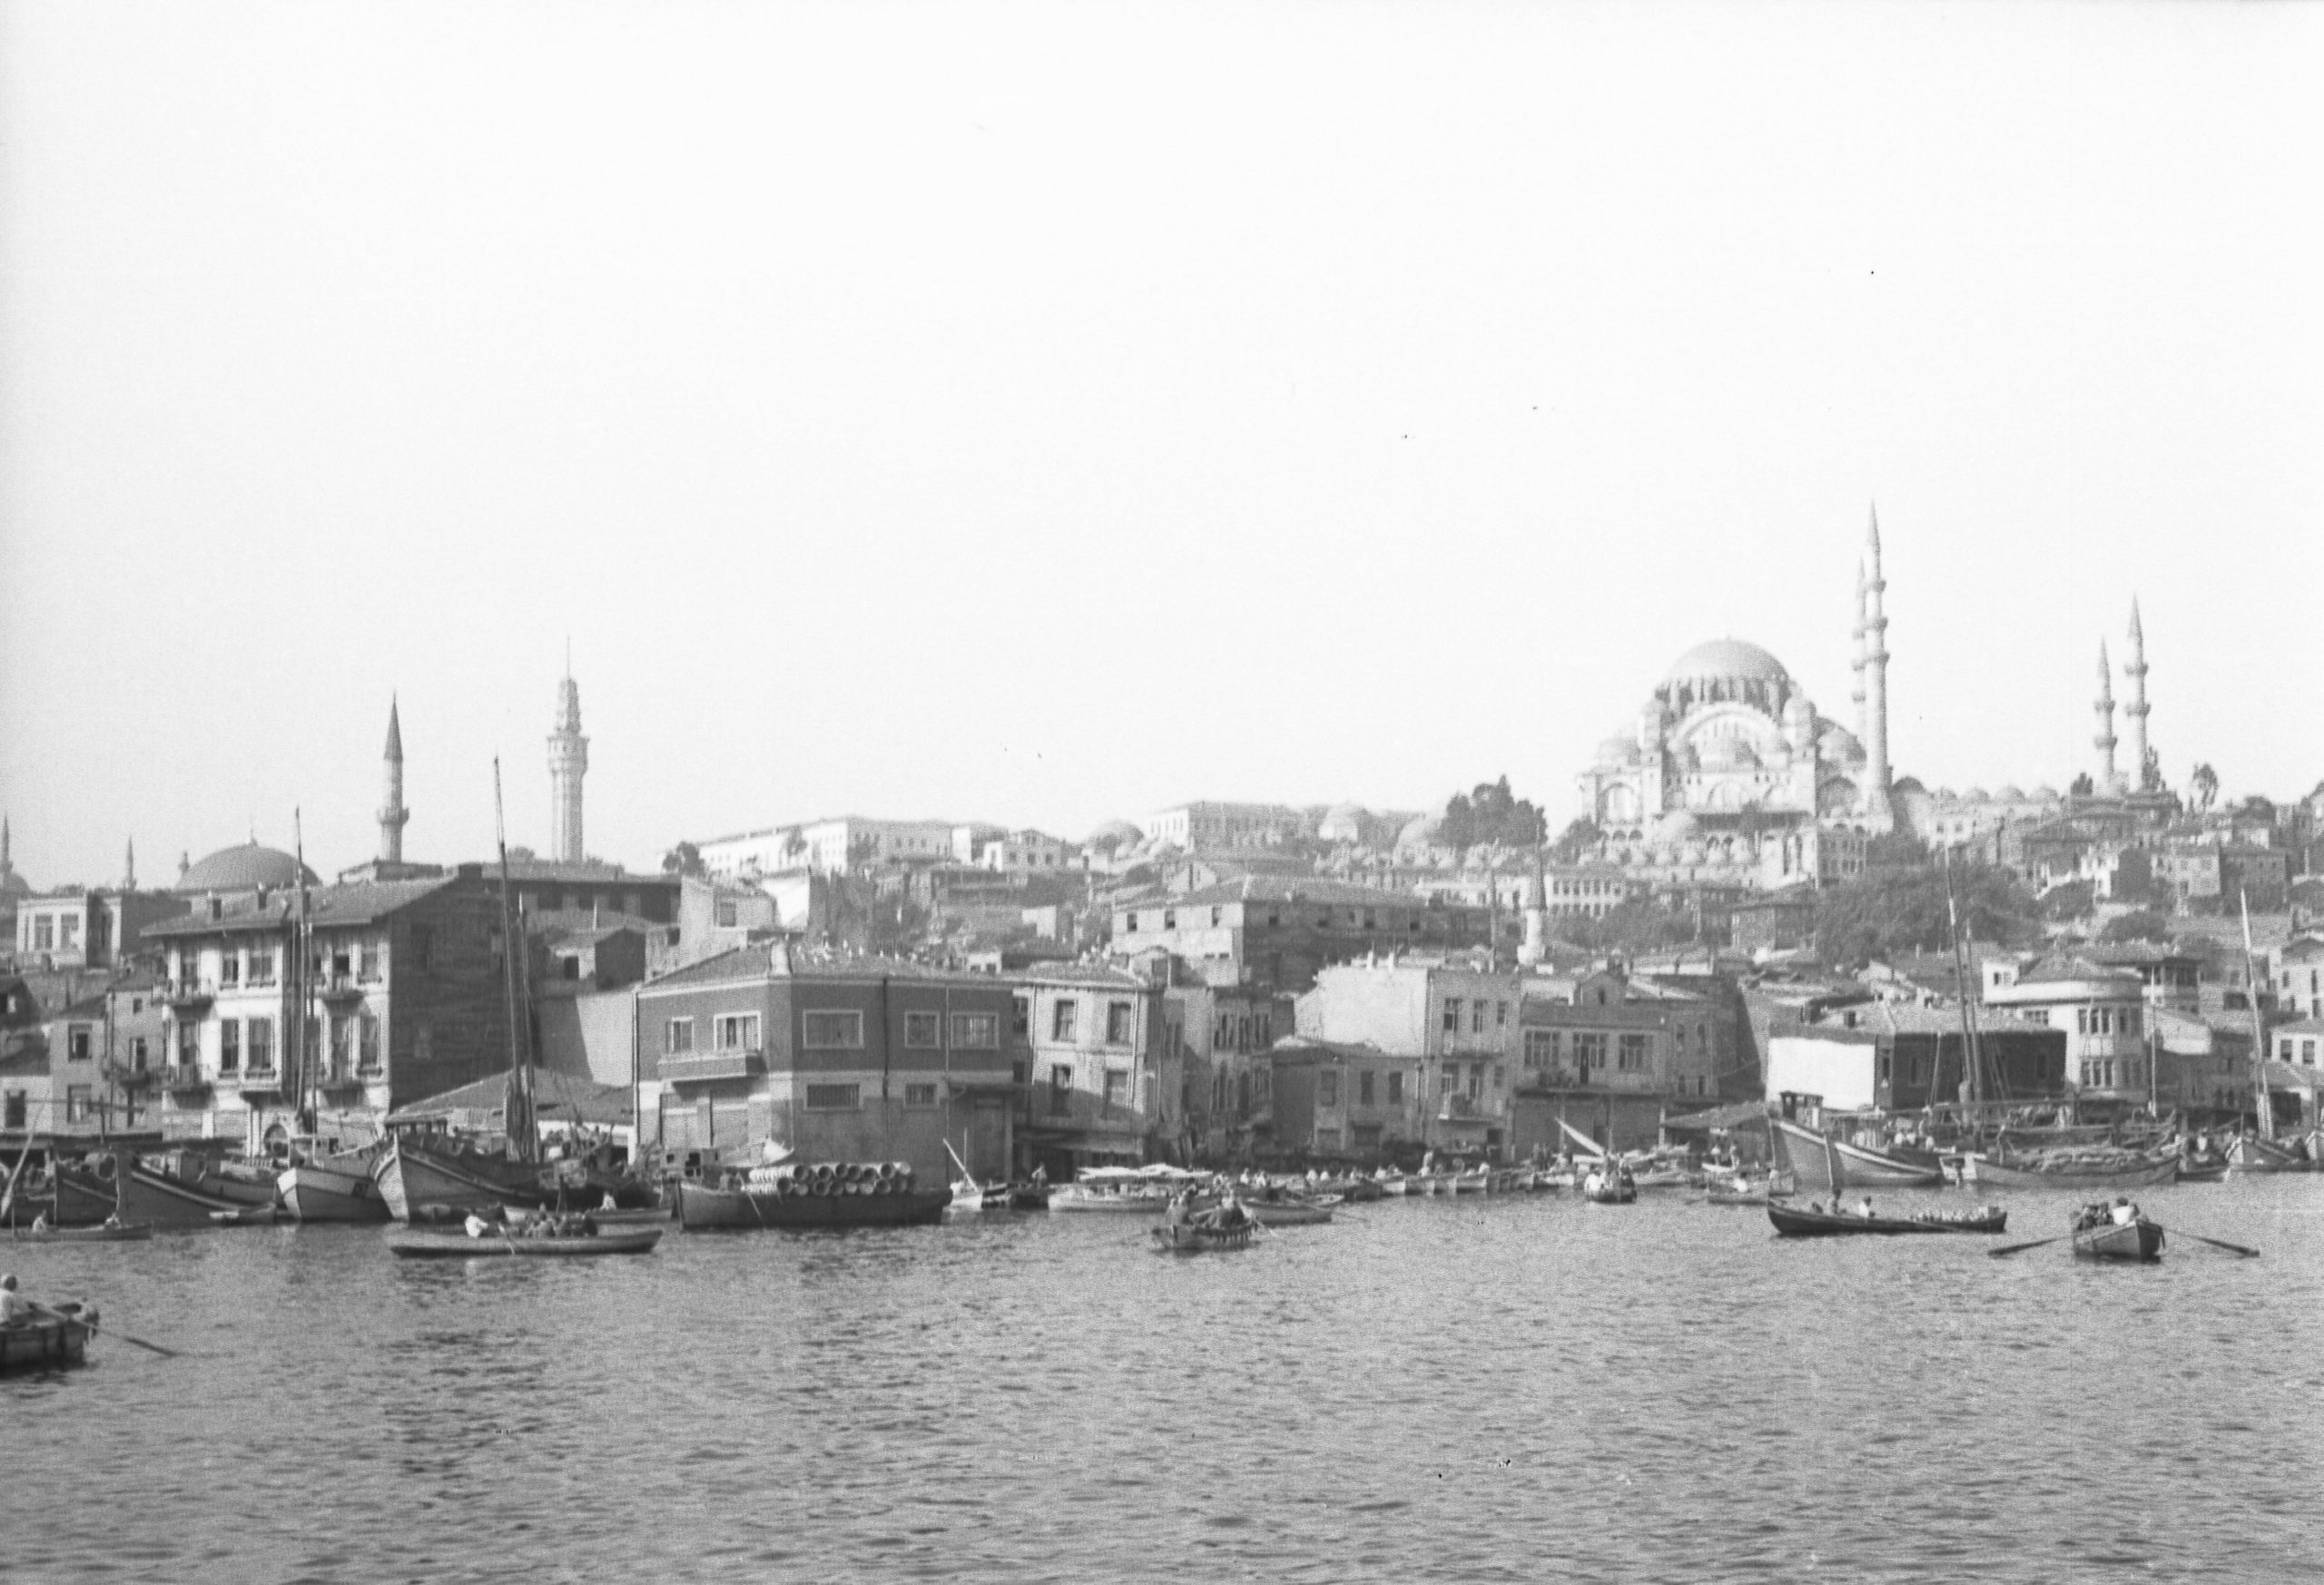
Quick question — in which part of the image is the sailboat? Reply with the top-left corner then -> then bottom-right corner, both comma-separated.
275,816 -> 393,1222
370,762 -> 562,1221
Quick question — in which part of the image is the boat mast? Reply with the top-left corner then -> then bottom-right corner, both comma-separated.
2240,890 -> 2272,1144
290,808 -> 313,1137
1942,850 -> 1984,1120
493,760 -> 538,1166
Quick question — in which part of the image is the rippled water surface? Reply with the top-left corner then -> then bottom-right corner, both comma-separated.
10,1177 -> 2324,1583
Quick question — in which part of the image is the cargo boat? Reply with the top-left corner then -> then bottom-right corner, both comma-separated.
1768,1202 -> 2007,1237
1771,1117 -> 1945,1192
677,1178 -> 950,1230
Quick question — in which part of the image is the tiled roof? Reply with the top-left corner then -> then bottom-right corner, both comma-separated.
1151,876 -> 1455,911
1005,960 -> 1148,989
482,861 -> 677,888
388,1066 -> 632,1127
639,943 -> 1000,995
144,877 -> 458,937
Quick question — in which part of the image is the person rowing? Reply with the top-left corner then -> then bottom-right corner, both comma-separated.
0,1273 -> 32,1327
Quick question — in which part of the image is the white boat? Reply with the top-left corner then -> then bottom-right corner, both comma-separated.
1375,1172 -> 1411,1197
947,1176 -> 991,1214
279,1144 -> 390,1223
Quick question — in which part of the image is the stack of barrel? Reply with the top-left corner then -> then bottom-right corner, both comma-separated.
741,1161 -> 917,1196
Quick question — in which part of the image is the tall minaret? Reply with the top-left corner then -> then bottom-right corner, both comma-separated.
1850,558 -> 1869,755
379,697 -> 411,864
1860,506 -> 1892,821
547,665 -> 589,863
122,838 -> 136,891
2093,641 -> 2121,792
2122,599 -> 2151,791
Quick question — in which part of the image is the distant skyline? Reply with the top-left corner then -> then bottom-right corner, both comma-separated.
4,2 -> 2319,887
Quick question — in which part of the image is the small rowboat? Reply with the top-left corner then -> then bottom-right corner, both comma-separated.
2071,1204 -> 2163,1262
1703,1183 -> 1776,1206
0,1301 -> 98,1373
387,1227 -> 664,1259
1768,1203 -> 2008,1237
1150,1222 -> 1253,1255
15,1222 -> 154,1243
1581,1170 -> 1636,1205
1249,1196 -> 1338,1227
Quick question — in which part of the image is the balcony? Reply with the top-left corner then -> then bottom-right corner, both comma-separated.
165,981 -> 214,1011
319,977 -> 367,1005
320,1069 -> 369,1098
660,1050 -> 764,1084
103,1060 -> 158,1093
163,1067 -> 212,1098
1436,1093 -> 1494,1123
233,1067 -> 284,1099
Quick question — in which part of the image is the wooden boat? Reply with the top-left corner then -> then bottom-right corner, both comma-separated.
1150,1222 -> 1253,1254
1629,1165 -> 1690,1191
59,1151 -> 272,1230
676,1178 -> 950,1230
14,1221 -> 153,1243
278,1144 -> 392,1223
581,1204 -> 673,1226
2226,1137 -> 2320,1176
2071,1203 -> 2164,1262
1581,1169 -> 1637,1205
0,1301 -> 97,1373
387,1226 -> 664,1259
209,1206 -> 281,1226
1768,1202 -> 2008,1237
2174,1159 -> 2228,1185
1965,1154 -> 2178,1191
1704,1182 -> 1776,1206
1374,1172 -> 1411,1197
947,1176 -> 992,1214
371,1133 -> 561,1222
1048,1184 -> 1174,1214
1249,1195 -> 1338,1227
1771,1118 -> 1944,1192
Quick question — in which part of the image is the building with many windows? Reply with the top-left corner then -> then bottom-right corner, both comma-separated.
1143,802 -> 1307,853
1294,958 -> 1522,1158
1111,877 -> 1490,995
1981,954 -> 2153,1104
1007,961 -> 1171,1176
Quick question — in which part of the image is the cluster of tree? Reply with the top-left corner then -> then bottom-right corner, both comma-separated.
661,841 -> 705,878
1813,860 -> 2041,967
1550,900 -> 1699,956
1548,816 -> 1600,864
1439,776 -> 1544,851
2097,910 -> 2173,944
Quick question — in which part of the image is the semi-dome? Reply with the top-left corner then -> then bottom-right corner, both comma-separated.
1651,811 -> 1702,844
1595,734 -> 1639,767
1397,814 -> 1444,849
1663,638 -> 1790,687
1084,820 -> 1144,853
1316,804 -> 1369,843
1996,785 -> 2026,802
173,842 -> 320,895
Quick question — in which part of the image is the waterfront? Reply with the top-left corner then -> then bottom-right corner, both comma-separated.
9,1179 -> 2323,1583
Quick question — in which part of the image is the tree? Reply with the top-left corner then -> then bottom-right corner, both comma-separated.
1813,861 -> 2040,967
2041,881 -> 2096,922
1441,776 -> 1544,852
661,841 -> 704,878
1865,832 -> 1930,871
2100,910 -> 2173,944
2069,772 -> 2094,796
1551,900 -> 1696,955
2190,763 -> 2218,813
1549,816 -> 1600,864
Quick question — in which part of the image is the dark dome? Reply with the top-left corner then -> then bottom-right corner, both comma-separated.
174,842 -> 320,895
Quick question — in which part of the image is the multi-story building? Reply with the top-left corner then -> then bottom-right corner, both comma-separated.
1294,958 -> 1522,1158
1007,961 -> 1172,1176
1111,877 -> 1490,995
2156,842 -> 2290,912
13,880 -> 187,972
1508,970 -> 1724,1156
1981,955 -> 2153,1105
2274,936 -> 2324,1021
696,818 -> 958,881
1263,1038 -> 1426,1161
1144,802 -> 1306,853
2083,942 -> 2203,1012
1142,956 -> 1294,1161
2270,1019 -> 2324,1073
633,945 -> 1020,1183
143,869 -> 518,1151
1761,1005 -> 2066,1117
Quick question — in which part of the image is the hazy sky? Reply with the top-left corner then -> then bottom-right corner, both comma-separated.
3,2 -> 2319,887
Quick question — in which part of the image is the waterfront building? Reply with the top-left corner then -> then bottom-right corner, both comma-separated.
2270,1018 -> 2324,1071
633,944 -> 1019,1183
2274,936 -> 2324,1021
1509,970 -> 1726,1156
1110,876 -> 1489,995
1144,802 -> 1307,853
143,869 -> 517,1152
1295,957 -> 1521,1157
1007,960 -> 1173,1175
2150,1008 -> 2255,1118
1263,1038 -> 1425,1160
1980,955 -> 2153,1104
1150,959 -> 1295,1160
1761,1004 -> 2065,1115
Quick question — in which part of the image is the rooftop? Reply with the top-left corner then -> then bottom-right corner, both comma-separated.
145,875 -> 465,938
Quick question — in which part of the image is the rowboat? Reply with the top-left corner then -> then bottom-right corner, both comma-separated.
1375,1173 -> 1412,1197
2226,1137 -> 2320,1176
0,1302 -> 97,1373
1768,1202 -> 2008,1237
1150,1222 -> 1254,1254
1048,1185 -> 1174,1213
13,1222 -> 153,1243
676,1179 -> 950,1230
278,1144 -> 392,1223
1963,1154 -> 2178,1191
1581,1169 -> 1636,1205
1249,1196 -> 1337,1227
371,1134 -> 560,1222
1450,1168 -> 1490,1195
1629,1166 -> 1691,1191
387,1227 -> 664,1259
2174,1159 -> 2228,1185
1771,1118 -> 1945,1192
1704,1183 -> 1776,1206
947,1176 -> 993,1214
2071,1202 -> 2163,1262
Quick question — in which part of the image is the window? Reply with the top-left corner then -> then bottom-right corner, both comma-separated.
1496,1001 -> 1509,1029
66,1026 -> 92,1063
1163,911 -> 1176,930
65,1086 -> 93,1124
1468,1062 -> 1483,1097
1106,1002 -> 1135,1044
1523,1029 -> 1556,1068
248,948 -> 275,987
904,1011 -> 941,1048
1104,1068 -> 1129,1107
1492,1064 -> 1505,1090
221,1019 -> 241,1073
715,899 -> 738,928
129,1037 -> 148,1071
717,1014 -> 762,1051
412,1022 -> 433,1066
950,1012 -> 998,1049
32,918 -> 52,951
330,1015 -> 354,1072
1471,1000 -> 1486,1034
804,1083 -> 861,1110
3,1092 -> 22,1129
1012,996 -> 1030,1038
359,1013 -> 380,1072
1124,912 -> 1138,934
903,1082 -> 939,1107
1575,1033 -> 1606,1071
1050,1064 -> 1073,1117
1051,999 -> 1078,1041
220,950 -> 241,988
1440,1068 -> 1457,1097
1211,908 -> 1223,927
1320,1070 -> 1340,1108
1387,1070 -> 1404,1104
803,1010 -> 862,1048
409,926 -> 434,971
665,1018 -> 695,1054
2123,1009 -> 2140,1038
1359,1070 -> 1374,1107
359,943 -> 381,982
1443,999 -> 1461,1035
249,1019 -> 275,1073
178,1022 -> 200,1068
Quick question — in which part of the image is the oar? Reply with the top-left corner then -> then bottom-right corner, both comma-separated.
1988,1235 -> 2069,1258
2176,1230 -> 2260,1258
27,1298 -> 177,1358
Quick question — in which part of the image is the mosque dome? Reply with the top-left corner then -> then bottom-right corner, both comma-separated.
1964,788 -> 1991,803
1398,814 -> 1444,849
1697,736 -> 1761,772
1651,811 -> 1702,845
1317,803 -> 1369,843
173,842 -> 319,896
1996,785 -> 2026,802
0,870 -> 30,901
1595,734 -> 1639,768
1817,723 -> 1864,762
1662,638 -> 1790,688
2032,785 -> 2061,802
1085,820 -> 1143,848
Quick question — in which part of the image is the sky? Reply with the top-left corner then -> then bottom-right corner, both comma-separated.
2,1 -> 2319,888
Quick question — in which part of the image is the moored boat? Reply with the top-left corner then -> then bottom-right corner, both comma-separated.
1771,1117 -> 1945,1192
14,1221 -> 153,1243
1248,1195 -> 1337,1227
2071,1200 -> 2164,1261
279,1143 -> 392,1223
387,1226 -> 663,1259
1581,1167 -> 1637,1205
1150,1221 -> 1253,1254
2225,1137 -> 2320,1176
676,1176 -> 950,1230
1768,1202 -> 2007,1237
0,1301 -> 98,1373
1963,1153 -> 2178,1191
372,1132 -> 560,1222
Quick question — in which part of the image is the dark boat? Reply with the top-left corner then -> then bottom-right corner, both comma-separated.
676,1177 -> 950,1230
387,1226 -> 663,1259
2173,1158 -> 2228,1185
13,1222 -> 153,1244
1150,1222 -> 1254,1254
2071,1202 -> 2164,1262
1768,1202 -> 2008,1237
0,1301 -> 98,1373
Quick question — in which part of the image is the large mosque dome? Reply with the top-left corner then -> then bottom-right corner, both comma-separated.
1662,638 -> 1791,688
174,842 -> 320,895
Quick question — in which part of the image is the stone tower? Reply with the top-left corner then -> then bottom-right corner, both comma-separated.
1859,506 -> 1893,822
547,667 -> 589,864
2093,641 -> 2121,792
123,837 -> 136,891
1850,559 -> 1869,758
2122,599 -> 2151,790
379,697 -> 411,863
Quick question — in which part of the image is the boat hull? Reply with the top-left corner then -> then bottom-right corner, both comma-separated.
676,1181 -> 950,1230
373,1137 -> 556,1222
1967,1156 -> 2178,1191
1771,1119 -> 1944,1192
13,1223 -> 153,1243
1249,1199 -> 1334,1226
2073,1218 -> 2164,1261
1150,1223 -> 1252,1254
112,1163 -> 256,1228
280,1151 -> 392,1223
387,1227 -> 663,1258
2227,1139 -> 2320,1175
0,1311 -> 94,1373
1048,1189 -> 1171,1214
1768,1204 -> 2008,1236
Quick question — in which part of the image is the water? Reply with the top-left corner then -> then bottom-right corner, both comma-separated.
8,1179 -> 2323,1583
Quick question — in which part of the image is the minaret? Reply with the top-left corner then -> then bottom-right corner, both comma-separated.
379,697 -> 411,863
1850,559 -> 1869,755
547,665 -> 589,864
2122,599 -> 2151,791
2093,641 -> 2120,792
122,838 -> 136,891
1860,506 -> 1892,821
1,816 -> 11,881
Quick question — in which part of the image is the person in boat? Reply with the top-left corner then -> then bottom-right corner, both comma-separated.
1858,1196 -> 1876,1219
28,1210 -> 48,1234
2109,1197 -> 2138,1226
0,1273 -> 31,1327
